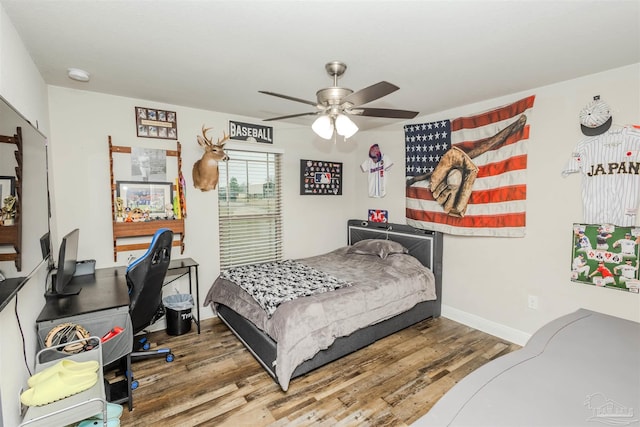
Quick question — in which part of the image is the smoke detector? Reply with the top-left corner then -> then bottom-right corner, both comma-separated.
67,68 -> 90,82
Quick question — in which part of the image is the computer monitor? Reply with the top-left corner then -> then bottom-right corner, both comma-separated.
48,228 -> 81,297
40,231 -> 51,265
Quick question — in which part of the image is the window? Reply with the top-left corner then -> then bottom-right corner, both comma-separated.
218,149 -> 282,269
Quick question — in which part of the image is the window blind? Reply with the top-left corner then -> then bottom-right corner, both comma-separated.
218,150 -> 282,269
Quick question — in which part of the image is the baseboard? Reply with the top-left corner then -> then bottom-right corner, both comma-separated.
441,305 -> 531,346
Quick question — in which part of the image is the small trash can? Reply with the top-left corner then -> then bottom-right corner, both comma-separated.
163,293 -> 194,336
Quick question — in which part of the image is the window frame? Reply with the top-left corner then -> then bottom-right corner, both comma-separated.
217,147 -> 282,269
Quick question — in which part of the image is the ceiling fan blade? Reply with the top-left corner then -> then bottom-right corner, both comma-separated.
342,81 -> 399,106
263,111 -> 319,121
354,108 -> 420,119
259,91 -> 318,107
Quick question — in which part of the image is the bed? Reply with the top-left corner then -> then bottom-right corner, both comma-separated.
414,308 -> 640,426
204,219 -> 443,391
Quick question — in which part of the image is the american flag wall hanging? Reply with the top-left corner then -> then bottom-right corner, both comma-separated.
404,95 -> 535,237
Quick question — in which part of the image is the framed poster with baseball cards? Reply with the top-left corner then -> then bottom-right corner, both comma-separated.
135,106 -> 178,140
571,223 -> 640,293
300,159 -> 342,195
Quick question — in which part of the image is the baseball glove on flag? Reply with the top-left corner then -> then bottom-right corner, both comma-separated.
430,146 -> 478,217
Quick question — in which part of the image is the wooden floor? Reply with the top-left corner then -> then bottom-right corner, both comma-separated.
114,316 -> 520,427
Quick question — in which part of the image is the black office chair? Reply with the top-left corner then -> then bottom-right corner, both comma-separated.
126,227 -> 175,363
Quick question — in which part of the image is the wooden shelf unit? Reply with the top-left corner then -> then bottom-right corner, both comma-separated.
109,136 -> 185,261
0,127 -> 22,270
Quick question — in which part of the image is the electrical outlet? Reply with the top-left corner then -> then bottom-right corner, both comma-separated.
527,295 -> 539,310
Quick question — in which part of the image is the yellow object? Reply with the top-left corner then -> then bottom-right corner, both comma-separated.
173,178 -> 182,219
27,359 -> 99,387
20,371 -> 98,406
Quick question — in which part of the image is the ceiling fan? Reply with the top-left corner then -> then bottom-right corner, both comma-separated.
259,61 -> 419,140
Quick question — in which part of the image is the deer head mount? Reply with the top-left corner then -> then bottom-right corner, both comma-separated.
192,125 -> 230,191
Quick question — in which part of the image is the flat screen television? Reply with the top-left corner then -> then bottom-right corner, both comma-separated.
39,232 -> 51,263
39,231 -> 55,276
47,228 -> 81,297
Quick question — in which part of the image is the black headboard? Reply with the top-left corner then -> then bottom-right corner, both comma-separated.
347,219 -> 443,301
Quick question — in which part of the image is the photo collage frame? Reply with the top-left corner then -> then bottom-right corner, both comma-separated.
135,106 -> 178,140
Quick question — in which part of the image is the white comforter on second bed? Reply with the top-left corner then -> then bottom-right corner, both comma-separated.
415,309 -> 640,426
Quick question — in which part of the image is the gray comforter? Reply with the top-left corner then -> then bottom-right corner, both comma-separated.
204,246 -> 436,391
415,309 -> 640,426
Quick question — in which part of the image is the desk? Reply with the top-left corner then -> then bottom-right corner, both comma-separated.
36,267 -> 134,410
34,259 -> 199,411
166,257 -> 200,334
0,276 -> 27,312
38,258 -> 200,332
37,267 -> 129,322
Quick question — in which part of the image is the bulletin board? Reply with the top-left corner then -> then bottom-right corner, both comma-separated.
571,223 -> 640,293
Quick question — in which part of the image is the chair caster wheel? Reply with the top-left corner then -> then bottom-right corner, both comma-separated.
166,353 -> 174,362
142,342 -> 151,351
131,380 -> 139,390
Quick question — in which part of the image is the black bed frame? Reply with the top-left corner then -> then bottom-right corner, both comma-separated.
215,219 -> 443,385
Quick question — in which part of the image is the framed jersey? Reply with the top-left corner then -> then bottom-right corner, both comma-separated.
571,223 -> 640,293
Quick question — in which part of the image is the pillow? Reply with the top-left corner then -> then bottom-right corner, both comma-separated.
347,239 -> 408,259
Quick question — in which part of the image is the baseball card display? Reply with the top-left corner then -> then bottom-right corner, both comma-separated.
360,144 -> 392,198
571,223 -> 640,293
300,159 -> 342,195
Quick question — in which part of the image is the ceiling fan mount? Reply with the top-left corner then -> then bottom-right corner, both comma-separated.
259,61 -> 419,138
316,62 -> 354,110
325,60 -> 347,80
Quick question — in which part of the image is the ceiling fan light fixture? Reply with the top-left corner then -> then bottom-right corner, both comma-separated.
335,114 -> 358,138
312,115 -> 334,139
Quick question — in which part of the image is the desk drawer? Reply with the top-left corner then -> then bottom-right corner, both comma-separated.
36,306 -> 133,366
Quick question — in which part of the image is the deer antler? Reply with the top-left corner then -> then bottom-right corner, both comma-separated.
199,126 -> 229,147
200,125 -> 214,146
217,132 -> 230,146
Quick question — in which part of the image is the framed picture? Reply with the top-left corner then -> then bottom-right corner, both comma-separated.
135,106 -> 178,140
300,159 -> 342,195
368,209 -> 389,223
116,181 -> 173,218
571,223 -> 640,293
0,176 -> 15,202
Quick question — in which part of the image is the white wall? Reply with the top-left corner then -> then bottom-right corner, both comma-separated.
46,86 -> 365,320
2,1 -> 639,421
0,5 -> 48,134
355,64 -> 640,344
0,3 -> 50,426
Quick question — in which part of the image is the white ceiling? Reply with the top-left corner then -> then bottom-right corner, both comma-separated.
2,0 -> 639,130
